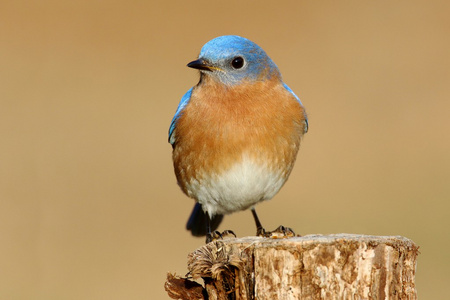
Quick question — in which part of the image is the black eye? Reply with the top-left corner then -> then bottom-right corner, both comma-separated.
231,56 -> 244,69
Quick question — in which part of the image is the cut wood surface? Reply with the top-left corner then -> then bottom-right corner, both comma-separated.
165,234 -> 419,300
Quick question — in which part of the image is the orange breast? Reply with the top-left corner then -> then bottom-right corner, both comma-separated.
172,77 -> 307,197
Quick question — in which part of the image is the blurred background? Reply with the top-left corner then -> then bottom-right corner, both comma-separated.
1,1 -> 449,299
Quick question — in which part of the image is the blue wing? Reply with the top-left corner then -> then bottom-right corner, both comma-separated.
282,83 -> 308,133
169,87 -> 193,145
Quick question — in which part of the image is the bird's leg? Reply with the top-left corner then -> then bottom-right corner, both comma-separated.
251,207 -> 266,236
205,213 -> 216,243
251,207 -> 296,238
205,212 -> 236,243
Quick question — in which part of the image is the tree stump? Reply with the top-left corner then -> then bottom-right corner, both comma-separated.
165,234 -> 419,299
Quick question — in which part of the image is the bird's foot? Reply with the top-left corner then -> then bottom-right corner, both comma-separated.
257,225 -> 296,239
205,230 -> 236,243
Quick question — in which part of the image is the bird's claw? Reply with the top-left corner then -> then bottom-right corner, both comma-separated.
257,225 -> 296,239
206,230 -> 237,243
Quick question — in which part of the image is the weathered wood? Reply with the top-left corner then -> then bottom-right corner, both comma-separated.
165,234 -> 419,299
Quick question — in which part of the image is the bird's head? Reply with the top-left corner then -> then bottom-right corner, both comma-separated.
187,35 -> 281,86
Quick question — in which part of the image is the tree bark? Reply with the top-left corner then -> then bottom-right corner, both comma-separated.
165,234 -> 419,299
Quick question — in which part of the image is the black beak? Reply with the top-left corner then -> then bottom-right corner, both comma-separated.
187,59 -> 214,72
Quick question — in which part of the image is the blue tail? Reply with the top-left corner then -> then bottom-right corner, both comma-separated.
186,203 -> 223,237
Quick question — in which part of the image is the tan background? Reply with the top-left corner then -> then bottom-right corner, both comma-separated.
1,1 -> 449,299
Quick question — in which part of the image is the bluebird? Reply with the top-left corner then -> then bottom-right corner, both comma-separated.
169,35 -> 308,243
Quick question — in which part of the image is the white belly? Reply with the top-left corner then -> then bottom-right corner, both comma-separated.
184,155 -> 287,216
